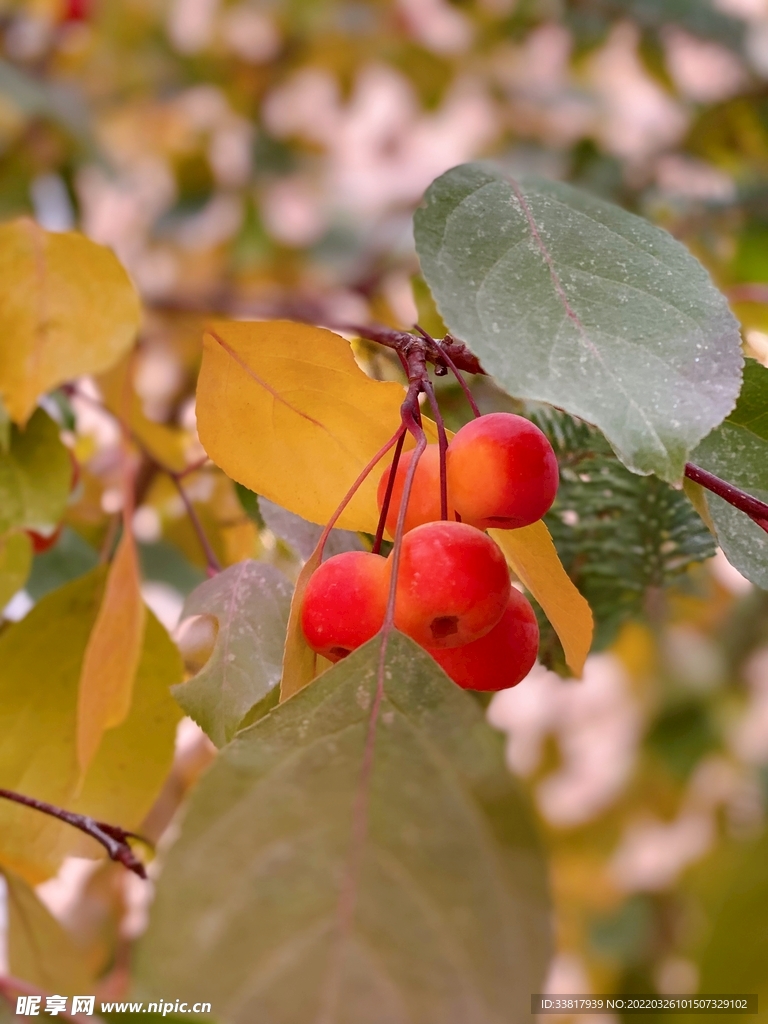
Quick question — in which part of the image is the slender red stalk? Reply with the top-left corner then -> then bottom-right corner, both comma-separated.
438,338 -> 482,418
422,377 -> 449,521
372,429 -> 406,554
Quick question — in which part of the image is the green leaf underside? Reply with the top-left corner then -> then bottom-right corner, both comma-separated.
414,164 -> 743,483
692,360 -> 768,588
172,561 -> 293,747
534,407 -> 715,654
136,632 -> 550,1024
0,409 -> 71,535
258,496 -> 364,561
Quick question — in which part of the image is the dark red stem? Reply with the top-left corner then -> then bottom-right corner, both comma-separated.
372,430 -> 406,555
685,462 -> 768,530
421,378 -> 449,521
0,788 -> 149,879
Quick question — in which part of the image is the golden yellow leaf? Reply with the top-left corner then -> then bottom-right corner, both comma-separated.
99,358 -> 189,473
0,568 -> 181,883
196,320 -> 431,533
76,523 -> 146,775
0,218 -> 141,425
280,544 -> 322,703
491,522 -> 593,676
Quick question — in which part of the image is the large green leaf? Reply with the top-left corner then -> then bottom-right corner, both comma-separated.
414,165 -> 742,483
0,408 -> 71,535
172,561 -> 293,747
135,633 -> 551,1024
0,568 -> 182,882
686,827 -> 768,1002
692,360 -> 768,589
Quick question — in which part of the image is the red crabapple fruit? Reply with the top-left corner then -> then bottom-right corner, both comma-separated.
301,551 -> 389,662
376,445 -> 451,537
426,588 -> 539,691
447,412 -> 558,530
392,521 -> 510,649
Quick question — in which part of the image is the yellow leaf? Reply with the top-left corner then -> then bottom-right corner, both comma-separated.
280,545 -> 322,702
196,320 -> 428,533
491,522 -> 593,676
77,523 -> 146,776
99,358 -> 189,473
4,868 -> 94,995
0,218 -> 141,425
0,567 -> 181,882
0,531 -> 32,609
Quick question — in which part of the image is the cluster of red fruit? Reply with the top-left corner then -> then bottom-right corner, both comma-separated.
301,413 -> 559,691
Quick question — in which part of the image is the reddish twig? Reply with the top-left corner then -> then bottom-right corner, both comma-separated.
347,322 -> 485,377
0,788 -> 149,879
372,430 -> 406,555
421,377 -> 449,520
685,463 -> 768,532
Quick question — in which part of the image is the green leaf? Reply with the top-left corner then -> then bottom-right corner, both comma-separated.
135,633 -> 551,1023
3,868 -> 94,994
0,395 -> 9,453
171,561 -> 293,747
414,165 -> 743,483
25,527 -> 99,601
259,496 -> 364,561
532,408 -> 715,653
0,532 -> 32,610
0,408 -> 72,535
692,360 -> 768,589
0,568 -> 182,882
686,828 -> 768,1002
586,0 -> 744,49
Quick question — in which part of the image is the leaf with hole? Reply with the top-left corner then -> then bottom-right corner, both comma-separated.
172,560 -> 293,747
414,165 -> 743,483
135,633 -> 551,1024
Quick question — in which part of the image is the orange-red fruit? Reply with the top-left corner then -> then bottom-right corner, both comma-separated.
427,589 -> 539,691
376,445 -> 449,537
392,521 -> 510,649
447,412 -> 558,530
301,551 -> 389,662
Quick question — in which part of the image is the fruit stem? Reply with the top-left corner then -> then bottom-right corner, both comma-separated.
421,377 -> 449,521
372,429 -> 406,554
414,324 -> 482,419
0,787 -> 150,878
685,462 -> 768,532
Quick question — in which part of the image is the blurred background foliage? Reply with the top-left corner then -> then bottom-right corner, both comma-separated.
2,0 -> 768,1016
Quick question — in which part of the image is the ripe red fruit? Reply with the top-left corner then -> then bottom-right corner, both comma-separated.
26,524 -> 63,554
426,588 -> 539,691
392,521 -> 510,649
447,413 -> 558,530
301,551 -> 389,662
376,445 -> 450,537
